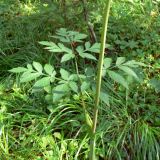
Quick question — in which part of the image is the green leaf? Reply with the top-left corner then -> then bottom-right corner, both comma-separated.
20,73 -> 41,83
76,46 -> 84,55
52,35 -> 69,43
50,71 -> 56,82
44,85 -> 52,93
60,68 -> 70,80
33,62 -> 43,73
33,77 -> 51,88
39,41 -> 55,47
9,67 -> 27,73
100,92 -> 110,106
61,53 -> 75,63
69,74 -> 79,81
56,28 -> 67,36
69,81 -> 78,93
88,43 -> 101,53
85,67 -> 95,77
85,111 -> 93,128
150,78 -> 160,93
123,60 -> 146,67
104,58 -> 112,69
81,81 -> 90,92
46,46 -> 63,52
116,57 -> 126,66
107,70 -> 128,89
128,40 -> 138,49
53,83 -> 70,102
40,41 -> 63,52
45,94 -> 52,102
103,58 -> 112,76
21,71 -> 31,78
73,33 -> 87,42
85,42 -> 91,49
54,132 -> 62,140
58,80 -> 66,85
31,88 -> 43,93
132,61 -> 146,67
27,64 -> 33,71
79,74 -> 86,79
80,53 -> 96,60
118,66 -> 138,79
44,64 -> 54,75
58,43 -> 72,54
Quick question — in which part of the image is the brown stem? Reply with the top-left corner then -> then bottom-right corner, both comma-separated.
81,0 -> 97,43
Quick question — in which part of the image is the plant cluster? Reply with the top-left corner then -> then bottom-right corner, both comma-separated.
0,0 -> 159,159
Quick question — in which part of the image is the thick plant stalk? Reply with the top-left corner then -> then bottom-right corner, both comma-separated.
90,0 -> 112,159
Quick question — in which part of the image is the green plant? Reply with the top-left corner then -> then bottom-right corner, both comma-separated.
91,96 -> 158,160
1,0 -> 160,159
9,29 -> 99,102
9,27 -> 145,159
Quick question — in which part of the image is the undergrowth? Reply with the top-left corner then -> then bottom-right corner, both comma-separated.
0,0 -> 160,159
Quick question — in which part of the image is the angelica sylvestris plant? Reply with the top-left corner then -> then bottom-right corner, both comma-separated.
10,27 -> 145,158
9,28 -> 144,104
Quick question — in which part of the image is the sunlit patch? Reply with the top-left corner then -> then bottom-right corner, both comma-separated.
43,3 -> 48,7
22,4 -> 36,15
150,10 -> 158,17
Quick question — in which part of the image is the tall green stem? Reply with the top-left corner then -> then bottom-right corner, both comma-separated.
90,1 -> 112,159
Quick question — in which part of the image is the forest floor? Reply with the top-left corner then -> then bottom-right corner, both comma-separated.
0,1 -> 160,159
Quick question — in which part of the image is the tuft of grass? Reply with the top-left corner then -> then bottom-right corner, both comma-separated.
0,0 -> 64,76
